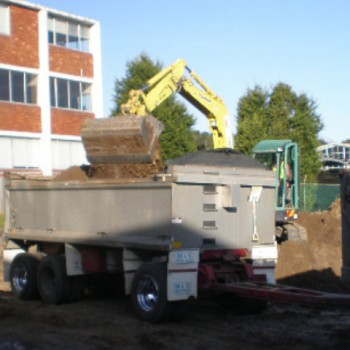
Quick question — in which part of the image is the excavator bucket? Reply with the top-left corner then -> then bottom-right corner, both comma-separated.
81,115 -> 164,164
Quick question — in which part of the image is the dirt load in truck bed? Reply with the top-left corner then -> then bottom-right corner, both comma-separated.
54,162 -> 164,181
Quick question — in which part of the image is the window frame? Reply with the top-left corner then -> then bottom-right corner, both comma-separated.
0,68 -> 38,105
50,76 -> 92,112
0,4 -> 11,36
48,15 -> 90,53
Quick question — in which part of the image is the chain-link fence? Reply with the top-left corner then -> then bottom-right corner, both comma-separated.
300,183 -> 340,212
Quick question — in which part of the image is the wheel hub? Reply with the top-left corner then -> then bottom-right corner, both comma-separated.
12,264 -> 28,292
136,275 -> 159,312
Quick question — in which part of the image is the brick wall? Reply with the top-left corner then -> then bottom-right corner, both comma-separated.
51,108 -> 94,135
0,5 -> 39,68
0,102 -> 41,132
50,45 -> 94,77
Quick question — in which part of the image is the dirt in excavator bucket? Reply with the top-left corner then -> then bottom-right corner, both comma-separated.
81,115 -> 164,164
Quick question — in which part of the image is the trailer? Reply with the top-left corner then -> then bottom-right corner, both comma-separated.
4,149 -> 350,322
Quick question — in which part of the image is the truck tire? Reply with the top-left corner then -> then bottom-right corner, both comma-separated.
131,262 -> 171,323
37,255 -> 69,304
10,253 -> 40,300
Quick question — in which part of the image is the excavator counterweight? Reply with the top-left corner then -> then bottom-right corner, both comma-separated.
81,115 -> 164,164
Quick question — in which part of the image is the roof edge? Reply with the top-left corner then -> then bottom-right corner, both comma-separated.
1,0 -> 98,25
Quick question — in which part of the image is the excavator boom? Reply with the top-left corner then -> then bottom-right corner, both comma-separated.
81,59 -> 233,165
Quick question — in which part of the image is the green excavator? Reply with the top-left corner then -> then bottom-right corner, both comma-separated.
253,140 -> 306,241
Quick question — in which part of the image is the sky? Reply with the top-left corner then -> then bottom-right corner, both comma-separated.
36,0 -> 350,143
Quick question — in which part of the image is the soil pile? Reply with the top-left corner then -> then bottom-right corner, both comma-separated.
53,166 -> 89,181
54,162 -> 164,181
276,199 -> 350,292
90,162 -> 164,179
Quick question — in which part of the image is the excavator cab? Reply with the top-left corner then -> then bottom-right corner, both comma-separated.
253,140 -> 304,241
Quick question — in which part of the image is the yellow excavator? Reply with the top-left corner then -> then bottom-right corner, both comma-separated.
81,58 -> 304,241
81,59 -> 233,164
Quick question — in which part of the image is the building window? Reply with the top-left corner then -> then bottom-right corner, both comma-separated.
0,4 -> 10,36
12,71 -> 25,103
48,15 -> 90,52
0,69 -> 37,104
50,77 -> 92,111
0,69 -> 10,100
0,137 -> 40,169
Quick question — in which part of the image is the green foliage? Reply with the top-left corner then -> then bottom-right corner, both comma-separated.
155,97 -> 197,159
192,131 -> 214,150
112,53 -> 197,159
235,83 -> 323,182
235,86 -> 269,155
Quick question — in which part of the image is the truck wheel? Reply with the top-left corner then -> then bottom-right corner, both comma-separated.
131,262 -> 170,323
10,253 -> 40,300
37,255 -> 69,304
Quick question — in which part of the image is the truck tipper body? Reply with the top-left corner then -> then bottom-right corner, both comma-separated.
3,149 -> 279,321
5,149 -> 350,322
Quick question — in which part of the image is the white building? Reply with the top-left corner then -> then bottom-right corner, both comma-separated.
0,0 -> 103,212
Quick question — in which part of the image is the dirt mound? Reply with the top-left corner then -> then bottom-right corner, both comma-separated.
54,161 -> 164,181
90,162 -> 164,179
276,198 -> 349,292
54,166 -> 89,181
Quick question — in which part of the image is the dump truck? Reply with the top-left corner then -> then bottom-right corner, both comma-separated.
4,143 -> 350,322
3,147 -> 278,322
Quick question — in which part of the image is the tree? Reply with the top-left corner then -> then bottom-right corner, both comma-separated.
112,53 -> 197,159
192,131 -> 213,150
235,86 -> 269,154
235,83 -> 323,182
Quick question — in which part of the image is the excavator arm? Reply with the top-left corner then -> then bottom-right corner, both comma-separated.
121,59 -> 187,116
179,66 -> 233,149
81,59 -> 233,165
121,59 -> 233,149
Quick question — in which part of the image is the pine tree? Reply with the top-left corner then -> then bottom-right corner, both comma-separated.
235,86 -> 269,155
235,83 -> 323,181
